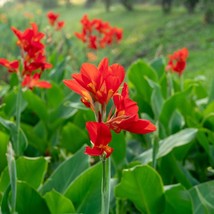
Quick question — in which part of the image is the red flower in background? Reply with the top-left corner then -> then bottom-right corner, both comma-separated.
11,23 -> 45,58
107,83 -> 156,134
166,48 -> 189,76
56,21 -> 65,31
85,122 -> 113,158
75,14 -> 123,50
0,23 -> 52,90
22,73 -> 51,89
63,58 -> 125,110
47,11 -> 59,26
0,59 -> 19,73
46,11 -> 65,31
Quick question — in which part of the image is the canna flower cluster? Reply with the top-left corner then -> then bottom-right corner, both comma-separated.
0,23 -> 52,89
64,58 -> 156,158
75,15 -> 123,50
166,47 -> 189,76
46,11 -> 65,31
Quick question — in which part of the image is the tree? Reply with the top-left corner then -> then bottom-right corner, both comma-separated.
120,0 -> 133,11
204,0 -> 214,23
184,0 -> 199,13
162,0 -> 173,13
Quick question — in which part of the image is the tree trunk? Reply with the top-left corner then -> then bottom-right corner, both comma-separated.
85,0 -> 96,8
162,0 -> 173,13
104,0 -> 111,12
120,0 -> 133,11
204,0 -> 214,23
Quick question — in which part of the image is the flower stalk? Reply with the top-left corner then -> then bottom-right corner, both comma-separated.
101,156 -> 111,214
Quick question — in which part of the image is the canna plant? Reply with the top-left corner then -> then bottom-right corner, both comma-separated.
63,57 -> 156,214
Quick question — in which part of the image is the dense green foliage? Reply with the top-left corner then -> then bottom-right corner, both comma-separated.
0,1 -> 214,213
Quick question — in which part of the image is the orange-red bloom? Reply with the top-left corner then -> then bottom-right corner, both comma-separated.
47,11 -> 59,26
0,58 -> 19,73
63,58 -> 125,110
107,83 -> 156,134
85,122 -> 113,158
56,21 -> 65,31
166,48 -> 189,76
0,23 -> 52,90
75,14 -> 123,50
22,73 -> 51,90
11,23 -> 45,58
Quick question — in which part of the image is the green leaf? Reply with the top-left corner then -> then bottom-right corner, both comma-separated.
163,184 -> 192,214
23,90 -> 48,121
16,181 -> 50,214
45,82 -> 64,109
16,156 -> 48,189
40,147 -> 89,194
110,132 -> 126,169
3,89 -> 27,117
0,117 -> 28,155
150,57 -> 166,79
136,128 -> 198,164
128,59 -> 158,104
61,122 -> 88,153
44,190 -> 75,214
189,180 -> 214,214
0,131 -> 9,174
0,156 -> 48,193
169,110 -> 185,134
159,87 -> 194,134
65,163 -> 102,214
115,165 -> 165,214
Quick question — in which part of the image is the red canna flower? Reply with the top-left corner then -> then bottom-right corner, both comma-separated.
47,11 -> 59,26
22,73 -> 51,90
85,122 -> 113,158
0,58 -> 19,73
11,23 -> 45,58
166,48 -> 189,76
106,83 -> 156,134
56,21 -> 65,31
75,14 -> 123,50
63,58 -> 125,110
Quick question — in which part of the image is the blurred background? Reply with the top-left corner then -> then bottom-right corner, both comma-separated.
0,0 -> 214,86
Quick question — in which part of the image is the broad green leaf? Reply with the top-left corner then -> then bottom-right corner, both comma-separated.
136,128 -> 198,164
3,89 -> 27,117
0,131 -> 9,174
150,57 -> 166,79
147,78 -> 164,119
159,87 -> 194,133
65,163 -> 102,214
163,184 -> 192,214
169,110 -> 185,134
45,82 -> 64,109
0,156 -> 48,193
0,117 -> 28,155
44,190 -> 75,214
23,90 -> 48,121
16,181 -> 50,214
16,157 -> 48,189
189,180 -> 214,214
128,59 -> 158,104
115,165 -> 165,214
21,123 -> 48,153
110,132 -> 126,169
40,147 -> 89,194
61,122 -> 88,153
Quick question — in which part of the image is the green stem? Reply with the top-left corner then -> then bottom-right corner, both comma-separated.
101,156 -> 110,214
7,143 -> 17,214
15,83 -> 22,156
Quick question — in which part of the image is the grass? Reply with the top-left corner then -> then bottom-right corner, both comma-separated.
1,1 -> 213,87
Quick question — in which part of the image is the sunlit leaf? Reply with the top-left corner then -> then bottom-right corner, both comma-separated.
115,165 -> 165,213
